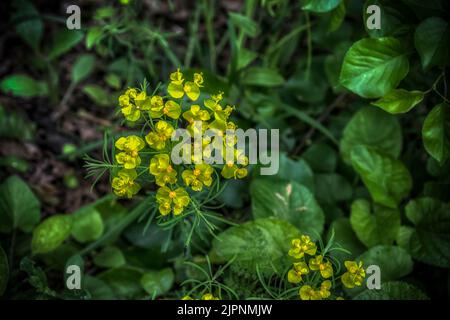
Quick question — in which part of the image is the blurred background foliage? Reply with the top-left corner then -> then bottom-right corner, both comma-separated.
0,0 -> 449,300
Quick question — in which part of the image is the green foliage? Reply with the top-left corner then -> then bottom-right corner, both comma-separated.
0,75 -> 48,98
71,207 -> 105,243
0,176 -> 40,233
31,215 -> 73,255
0,246 -> 8,296
354,281 -> 428,300
422,103 -> 450,163
140,268 -> 174,298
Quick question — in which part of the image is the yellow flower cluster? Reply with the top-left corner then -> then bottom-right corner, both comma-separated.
181,293 -> 219,300
287,235 -> 366,300
112,69 -> 248,216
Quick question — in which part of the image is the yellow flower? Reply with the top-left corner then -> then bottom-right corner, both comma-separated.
111,169 -> 140,198
167,70 -> 202,101
118,88 -> 150,121
170,68 -> 184,84
287,261 -> 309,284
182,164 -> 214,191
182,105 -> 211,123
204,96 -> 234,132
309,255 -> 333,279
341,261 -> 366,288
183,81 -> 200,101
149,154 -> 177,186
145,120 -> 175,150
201,293 -> 218,300
299,285 -> 321,300
156,186 -> 190,216
150,99 -> 181,119
181,295 -> 193,300
221,160 -> 247,179
115,135 -> 145,169
288,235 -> 317,259
336,296 -> 345,300
318,280 -> 332,299
148,95 -> 164,118
194,72 -> 204,87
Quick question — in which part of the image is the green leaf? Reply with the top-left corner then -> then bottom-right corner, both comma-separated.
211,218 -> 299,276
105,73 -> 121,89
84,275 -> 115,299
93,246 -> 126,268
302,0 -> 341,13
303,143 -> 337,173
359,246 -> 413,281
372,89 -> 424,114
48,29 -> 84,60
240,67 -> 285,87
315,173 -> 352,204
0,105 -> 35,140
12,0 -> 43,50
0,246 -> 8,296
327,218 -> 365,264
31,215 -> 73,255
354,281 -> 428,300
82,84 -> 110,107
328,1 -> 346,32
237,48 -> 258,70
251,179 -> 324,236
71,207 -> 104,243
339,37 -> 409,98
229,13 -> 260,37
71,54 -> 96,85
402,198 -> 450,268
86,27 -> 103,49
0,74 -> 48,98
350,145 -> 412,208
0,175 -> 40,233
140,268 -> 174,298
350,199 -> 401,247
99,267 -> 143,299
340,107 -> 402,164
414,17 -> 450,70
422,103 -> 450,163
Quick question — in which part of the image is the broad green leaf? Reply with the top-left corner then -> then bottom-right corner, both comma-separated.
251,179 -> 324,236
93,246 -> 126,268
303,143 -> 337,173
354,281 -> 428,300
0,156 -> 29,172
48,29 -> 84,60
302,0 -> 341,13
339,37 -> 409,98
340,107 -> 402,164
82,84 -> 110,107
20,257 -> 56,297
358,246 -> 413,281
86,27 -> 103,49
0,175 -> 40,233
0,246 -> 8,296
324,42 -> 351,93
31,215 -> 73,255
140,268 -> 174,298
104,73 -> 121,89
0,75 -> 48,98
350,199 -> 401,247
350,145 -> 412,208
211,218 -> 299,276
71,207 -> 104,243
241,67 -> 285,87
422,103 -> 450,163
372,89 -> 424,114
402,198 -> 450,268
229,13 -> 259,37
12,0 -> 43,50
99,267 -> 143,299
84,275 -> 115,299
414,17 -> 450,70
328,1 -> 346,32
237,48 -> 258,70
71,54 -> 96,85
327,218 -> 365,264
0,105 -> 34,140
315,173 -> 352,204
363,0 -> 413,38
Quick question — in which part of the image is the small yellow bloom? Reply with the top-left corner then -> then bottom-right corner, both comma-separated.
115,135 -> 145,169
201,293 -> 218,300
149,154 -> 177,186
299,285 -> 321,300
341,261 -> 366,288
170,68 -> 184,84
288,235 -> 317,259
183,105 -> 211,123
118,88 -> 150,121
287,261 -> 309,284
221,160 -> 247,179
181,295 -> 193,300
149,95 -> 164,118
182,164 -> 214,191
156,186 -> 190,216
309,255 -> 333,279
184,81 -> 200,101
318,280 -> 332,299
194,72 -> 204,87
111,169 -> 140,198
145,120 -> 175,150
